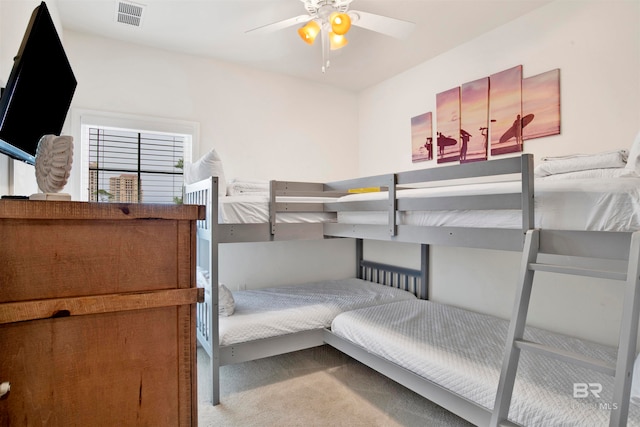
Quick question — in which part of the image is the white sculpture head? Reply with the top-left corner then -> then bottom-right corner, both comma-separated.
35,134 -> 74,194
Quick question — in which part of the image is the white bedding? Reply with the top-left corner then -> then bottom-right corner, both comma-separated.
217,176 -> 640,231
226,179 -> 270,196
537,168 -> 635,180
219,278 -> 416,346
534,150 -> 629,177
219,194 -> 337,224
331,300 -> 640,426
337,178 -> 640,232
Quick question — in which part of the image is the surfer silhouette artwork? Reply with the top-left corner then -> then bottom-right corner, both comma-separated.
478,120 -> 496,156
424,137 -> 433,160
436,87 -> 460,164
495,113 -> 534,154
410,112 -> 433,163
437,132 -> 458,161
513,115 -> 523,147
460,129 -> 471,161
489,65 -> 524,156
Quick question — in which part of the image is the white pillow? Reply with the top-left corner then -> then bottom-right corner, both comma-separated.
218,284 -> 235,317
625,131 -> 640,175
196,267 -> 209,289
184,149 -> 227,197
534,150 -> 628,177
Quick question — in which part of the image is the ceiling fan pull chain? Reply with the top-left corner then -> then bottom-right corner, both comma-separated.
321,29 -> 329,73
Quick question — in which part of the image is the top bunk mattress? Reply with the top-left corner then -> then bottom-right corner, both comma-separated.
337,178 -> 640,232
219,194 -> 336,224
219,278 -> 416,346
330,299 -> 640,426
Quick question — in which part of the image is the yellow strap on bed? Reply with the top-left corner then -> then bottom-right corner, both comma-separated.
348,187 -> 381,193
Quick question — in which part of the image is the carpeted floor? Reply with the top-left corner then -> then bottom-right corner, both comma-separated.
197,345 -> 474,426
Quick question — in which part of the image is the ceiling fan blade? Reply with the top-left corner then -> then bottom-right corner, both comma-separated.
349,10 -> 415,39
245,14 -> 312,35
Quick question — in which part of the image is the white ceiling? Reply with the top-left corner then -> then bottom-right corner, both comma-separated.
56,0 -> 551,92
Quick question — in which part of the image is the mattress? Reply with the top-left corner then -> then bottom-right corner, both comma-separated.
219,194 -> 336,224
331,300 -> 640,426
219,278 -> 416,346
337,178 -> 640,232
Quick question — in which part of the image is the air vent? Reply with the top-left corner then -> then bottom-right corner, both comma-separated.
115,1 -> 145,27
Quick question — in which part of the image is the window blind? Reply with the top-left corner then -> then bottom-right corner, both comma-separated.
88,127 -> 185,204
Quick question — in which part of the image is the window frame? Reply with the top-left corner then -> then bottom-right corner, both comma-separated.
71,109 -> 197,202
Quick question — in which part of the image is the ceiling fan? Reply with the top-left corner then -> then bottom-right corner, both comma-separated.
246,0 -> 415,72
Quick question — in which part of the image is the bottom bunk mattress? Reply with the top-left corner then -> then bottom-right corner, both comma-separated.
330,300 -> 640,426
220,278 -> 416,346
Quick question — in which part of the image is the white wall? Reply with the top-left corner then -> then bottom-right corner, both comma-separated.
358,0 -> 640,346
358,0 -> 639,177
61,29 -> 360,288
219,239 -> 357,290
63,31 -> 359,189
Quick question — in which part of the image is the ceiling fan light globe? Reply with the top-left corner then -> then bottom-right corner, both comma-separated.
298,20 -> 321,45
330,12 -> 351,35
329,32 -> 348,50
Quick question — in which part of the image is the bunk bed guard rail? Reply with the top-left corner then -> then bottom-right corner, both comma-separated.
323,154 -> 534,252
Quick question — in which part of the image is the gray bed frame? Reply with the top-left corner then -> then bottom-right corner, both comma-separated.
184,178 -> 428,407
185,154 -> 640,426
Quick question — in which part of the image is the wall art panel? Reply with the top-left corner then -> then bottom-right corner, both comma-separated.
411,112 -> 433,162
523,68 -> 561,140
490,65 -> 523,156
460,77 -> 490,163
436,87 -> 461,164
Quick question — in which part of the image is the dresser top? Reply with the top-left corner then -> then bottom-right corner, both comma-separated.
0,200 -> 205,221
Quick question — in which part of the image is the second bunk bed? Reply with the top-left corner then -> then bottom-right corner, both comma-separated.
184,174 -> 429,406
186,152 -> 640,426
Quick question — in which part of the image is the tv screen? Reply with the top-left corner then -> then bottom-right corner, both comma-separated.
0,1 -> 77,165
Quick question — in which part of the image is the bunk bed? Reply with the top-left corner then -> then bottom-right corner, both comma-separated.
186,152 -> 640,425
320,155 -> 640,426
184,177 -> 430,406
185,154 -> 533,405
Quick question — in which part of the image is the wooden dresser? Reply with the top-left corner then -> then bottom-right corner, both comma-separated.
0,200 -> 204,426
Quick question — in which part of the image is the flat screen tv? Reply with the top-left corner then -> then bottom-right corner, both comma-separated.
0,1 -> 77,165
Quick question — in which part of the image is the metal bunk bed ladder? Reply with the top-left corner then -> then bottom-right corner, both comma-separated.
491,229 -> 640,427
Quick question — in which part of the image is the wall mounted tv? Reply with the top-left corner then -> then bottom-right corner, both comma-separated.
0,1 -> 77,165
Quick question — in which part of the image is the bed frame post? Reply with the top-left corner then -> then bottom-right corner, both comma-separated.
521,154 -> 534,237
356,238 -> 364,279
210,177 -> 221,405
610,231 -> 640,425
269,180 -> 277,237
387,174 -> 397,237
421,244 -> 429,300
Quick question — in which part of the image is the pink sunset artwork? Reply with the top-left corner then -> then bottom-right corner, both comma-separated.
460,77 -> 489,163
411,112 -> 433,162
490,65 -> 523,156
523,69 -> 561,140
436,87 -> 461,164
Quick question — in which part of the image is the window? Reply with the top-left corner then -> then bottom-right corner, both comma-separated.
73,109 -> 197,203
88,127 -> 185,203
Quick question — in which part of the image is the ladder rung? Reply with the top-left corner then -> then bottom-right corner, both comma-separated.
528,263 -> 627,281
514,339 -> 616,376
